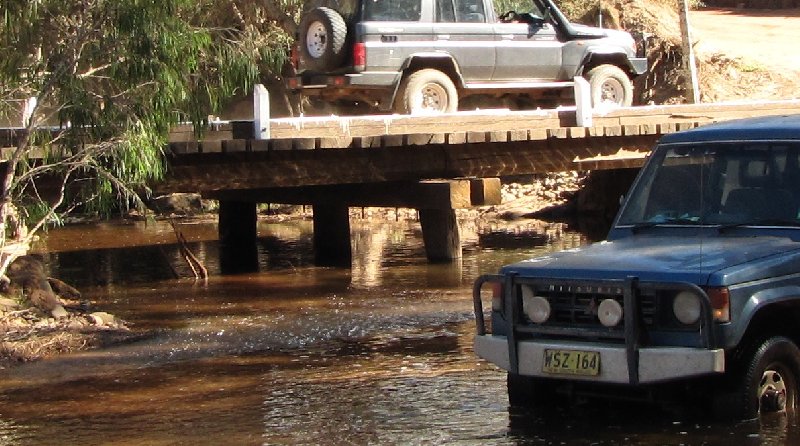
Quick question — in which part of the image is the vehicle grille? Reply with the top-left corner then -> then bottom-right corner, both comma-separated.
528,287 -> 657,329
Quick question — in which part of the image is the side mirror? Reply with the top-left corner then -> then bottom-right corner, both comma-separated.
530,16 -> 545,27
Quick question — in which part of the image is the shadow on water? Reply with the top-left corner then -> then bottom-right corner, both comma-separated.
507,400 -> 800,446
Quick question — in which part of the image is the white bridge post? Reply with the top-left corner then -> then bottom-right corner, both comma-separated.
574,77 -> 592,127
253,84 -> 270,140
22,96 -> 37,127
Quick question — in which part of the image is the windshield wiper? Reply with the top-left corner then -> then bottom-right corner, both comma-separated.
718,219 -> 800,232
629,222 -> 656,233
627,217 -> 699,233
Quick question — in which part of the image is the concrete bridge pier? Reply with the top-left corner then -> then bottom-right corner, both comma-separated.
313,203 -> 352,267
416,178 -> 501,262
418,208 -> 461,262
218,200 -> 259,273
212,178 -> 502,271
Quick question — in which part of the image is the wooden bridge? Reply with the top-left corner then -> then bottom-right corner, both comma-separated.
5,96 -> 800,269
166,100 -> 800,190
161,98 -> 800,269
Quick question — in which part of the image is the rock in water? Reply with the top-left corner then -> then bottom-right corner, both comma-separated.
50,305 -> 69,319
48,278 -> 81,300
7,255 -> 65,313
28,288 -> 63,313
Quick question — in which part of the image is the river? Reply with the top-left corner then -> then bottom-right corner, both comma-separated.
0,216 -> 796,445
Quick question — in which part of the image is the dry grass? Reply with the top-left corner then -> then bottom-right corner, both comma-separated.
0,307 -> 133,366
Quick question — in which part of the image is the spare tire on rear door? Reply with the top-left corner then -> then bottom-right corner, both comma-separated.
299,7 -> 348,72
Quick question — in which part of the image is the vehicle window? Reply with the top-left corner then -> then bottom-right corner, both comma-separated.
617,142 -> 800,226
495,0 -> 545,18
437,0 -> 456,22
363,0 -> 422,21
453,0 -> 486,22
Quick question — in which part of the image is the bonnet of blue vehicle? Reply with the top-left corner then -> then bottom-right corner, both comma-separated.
499,234 -> 800,286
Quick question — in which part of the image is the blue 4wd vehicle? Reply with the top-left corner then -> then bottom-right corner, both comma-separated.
474,115 -> 800,419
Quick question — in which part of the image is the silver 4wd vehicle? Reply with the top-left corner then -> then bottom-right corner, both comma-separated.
288,0 -> 647,114
474,115 -> 800,420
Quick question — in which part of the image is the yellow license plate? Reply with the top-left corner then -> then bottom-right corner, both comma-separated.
542,349 -> 600,376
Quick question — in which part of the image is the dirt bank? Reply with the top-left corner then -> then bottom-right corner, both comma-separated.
690,7 -> 800,101
691,8 -> 800,74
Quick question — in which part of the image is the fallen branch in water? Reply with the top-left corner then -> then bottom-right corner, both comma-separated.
169,219 -> 208,280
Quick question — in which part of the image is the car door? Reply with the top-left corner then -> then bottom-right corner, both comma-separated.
492,17 -> 564,81
432,0 -> 495,82
358,0 -> 433,72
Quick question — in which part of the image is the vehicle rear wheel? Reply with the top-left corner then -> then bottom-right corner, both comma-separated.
394,69 -> 458,115
507,373 -> 556,408
298,7 -> 348,71
714,336 -> 800,420
586,64 -> 633,107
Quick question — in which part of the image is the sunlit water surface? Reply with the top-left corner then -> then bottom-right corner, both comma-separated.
0,217 -> 796,445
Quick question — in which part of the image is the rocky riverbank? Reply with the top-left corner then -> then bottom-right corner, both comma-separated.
0,256 -> 132,368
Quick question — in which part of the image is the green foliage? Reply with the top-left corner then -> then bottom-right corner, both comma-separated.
492,0 -> 593,21
0,0 -> 273,229
493,0 -> 535,14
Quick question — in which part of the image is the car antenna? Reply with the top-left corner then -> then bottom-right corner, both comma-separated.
598,0 -> 603,28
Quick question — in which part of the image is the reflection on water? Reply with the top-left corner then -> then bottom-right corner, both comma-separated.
0,216 -> 794,444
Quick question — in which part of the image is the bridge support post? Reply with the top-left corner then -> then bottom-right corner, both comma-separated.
574,76 -> 592,127
313,203 -> 352,267
218,200 -> 258,273
253,84 -> 270,140
418,208 -> 461,262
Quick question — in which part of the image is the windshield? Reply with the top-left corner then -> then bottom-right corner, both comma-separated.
617,142 -> 800,227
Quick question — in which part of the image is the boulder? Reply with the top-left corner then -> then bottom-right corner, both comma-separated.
6,255 -> 69,316
88,312 -> 115,326
149,193 -> 203,215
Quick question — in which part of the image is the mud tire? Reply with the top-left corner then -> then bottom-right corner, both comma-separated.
394,69 -> 458,115
713,336 -> 800,420
299,7 -> 348,71
586,64 -> 633,107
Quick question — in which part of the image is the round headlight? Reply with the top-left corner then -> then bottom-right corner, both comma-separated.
521,285 -> 550,324
673,291 -> 701,325
598,298 -> 623,327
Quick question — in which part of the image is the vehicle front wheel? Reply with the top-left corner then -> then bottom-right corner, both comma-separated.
586,64 -> 634,108
394,69 -> 458,115
714,336 -> 800,420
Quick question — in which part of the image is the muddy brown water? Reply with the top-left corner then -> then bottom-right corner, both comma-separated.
0,218 -> 797,445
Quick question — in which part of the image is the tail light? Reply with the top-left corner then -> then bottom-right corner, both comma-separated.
353,42 -> 366,72
705,287 -> 731,323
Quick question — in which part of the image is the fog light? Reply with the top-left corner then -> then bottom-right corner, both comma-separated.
673,291 -> 701,325
598,299 -> 623,327
521,285 -> 550,324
